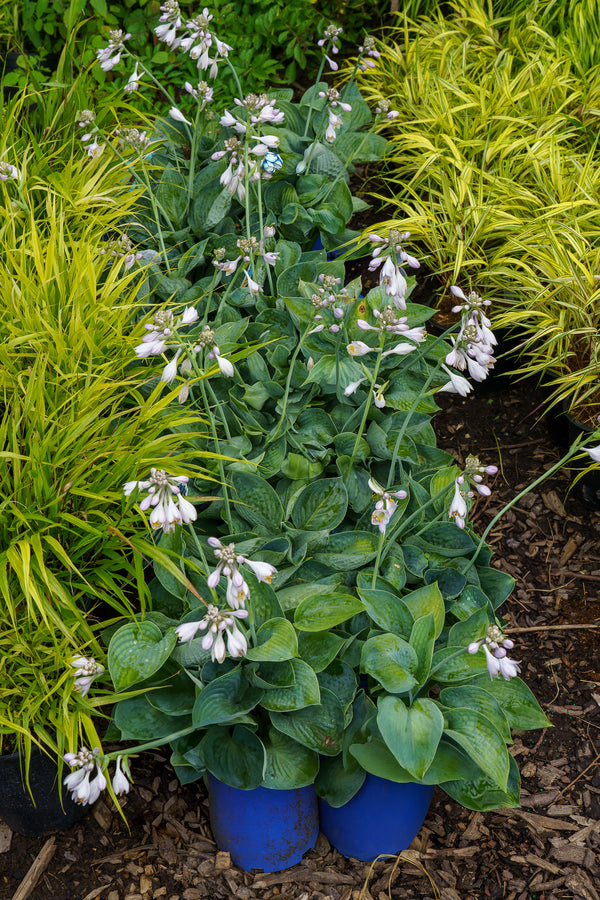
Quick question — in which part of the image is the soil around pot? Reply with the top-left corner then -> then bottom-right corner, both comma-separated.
2,381 -> 599,900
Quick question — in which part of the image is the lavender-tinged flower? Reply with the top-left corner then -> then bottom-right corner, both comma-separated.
169,106 -> 192,125
318,23 -> 343,70
438,364 -> 473,397
70,656 -> 104,696
124,468 -> 196,533
206,538 -> 277,610
357,35 -> 380,71
583,445 -> 600,462
449,457 -> 497,528
185,79 -> 213,103
468,625 -> 521,680
344,378 -> 367,396
347,340 -> 373,357
124,63 -> 141,93
86,139 -> 105,159
243,269 -> 262,296
96,29 -> 130,71
175,605 -> 249,663
0,161 -> 19,181
100,233 -> 143,270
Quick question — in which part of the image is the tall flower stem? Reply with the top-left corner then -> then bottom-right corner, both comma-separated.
463,435 -> 592,573
348,337 -> 384,468
266,321 -> 314,445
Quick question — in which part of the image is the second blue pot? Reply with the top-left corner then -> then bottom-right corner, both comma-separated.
319,774 -> 434,861
208,775 -> 319,872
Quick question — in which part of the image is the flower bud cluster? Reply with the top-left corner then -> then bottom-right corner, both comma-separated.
357,35 -> 380,71
445,286 -> 496,382
175,604 -> 249,663
205,537 -> 277,610
0,161 -> 19,182
448,455 -> 498,528
63,748 -> 132,805
368,230 -> 420,309
96,29 -> 130,72
318,24 -> 343,71
77,109 -> 104,159
308,275 -> 348,335
70,656 -> 104,696
100,234 -> 143,270
468,625 -> 520,680
123,468 -> 197,533
368,477 -> 408,534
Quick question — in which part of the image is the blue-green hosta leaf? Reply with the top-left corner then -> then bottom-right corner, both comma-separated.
270,687 -> 345,755
441,755 -> 521,811
291,478 -> 348,531
297,631 -> 346,673
200,725 -> 266,790
317,659 -> 357,712
477,567 -> 516,608
113,696 -> 179,741
247,660 -> 296,689
313,531 -> 379,570
410,612 -> 437,684
360,634 -> 418,693
192,667 -> 263,727
377,696 -> 444,779
448,607 -> 491,648
294,591 -> 365,631
402,583 -> 445,638
431,646 -> 489,683
230,471 -> 284,529
245,617 -> 299,662
260,658 -> 320,711
439,686 -> 512,743
108,621 -> 177,692
468,675 -> 552,730
444,707 -> 510,790
350,737 -> 482,785
147,670 -> 197,717
357,587 -> 414,638
244,574 -> 284,629
314,752 -> 366,807
413,523 -> 476,557
263,728 -> 319,789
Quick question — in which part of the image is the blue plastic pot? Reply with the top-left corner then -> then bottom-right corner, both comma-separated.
319,774 -> 434,861
207,775 -> 319,872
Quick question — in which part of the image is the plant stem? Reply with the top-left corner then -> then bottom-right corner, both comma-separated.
266,321 -> 314,444
463,435 -> 591,573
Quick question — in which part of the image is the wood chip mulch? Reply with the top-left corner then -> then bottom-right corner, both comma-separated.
2,383 -> 599,900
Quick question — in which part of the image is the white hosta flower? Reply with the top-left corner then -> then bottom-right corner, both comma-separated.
344,378 -> 366,396
63,747 -> 102,805
373,385 -> 386,408
243,269 -> 262,296
448,477 -> 468,528
96,29 -> 130,71
583,445 -> 600,462
347,341 -> 373,357
70,656 -> 104,696
124,468 -> 196,533
169,106 -> 192,125
438,365 -> 472,397
206,537 -> 277,609
468,625 -> 520,680
368,477 -> 407,534
380,257 -> 407,306
124,63 -> 141,93
112,756 -> 133,795
176,604 -> 249,663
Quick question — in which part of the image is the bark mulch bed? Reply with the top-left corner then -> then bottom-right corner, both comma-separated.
2,383 -> 599,900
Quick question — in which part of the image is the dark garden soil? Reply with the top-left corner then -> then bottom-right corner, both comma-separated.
2,380 -> 599,900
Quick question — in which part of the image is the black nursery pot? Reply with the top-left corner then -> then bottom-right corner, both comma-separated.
0,744 -> 86,835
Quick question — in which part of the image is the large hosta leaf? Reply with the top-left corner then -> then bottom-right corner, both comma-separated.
200,726 -> 266,790
260,658 -> 320,711
245,617 -> 298,662
108,621 -> 177,692
444,707 -> 510,790
360,634 -> 418,693
270,687 -> 345,755
294,592 -> 364,631
377,696 -> 444,779
263,728 -> 319,789
192,668 -> 263,727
